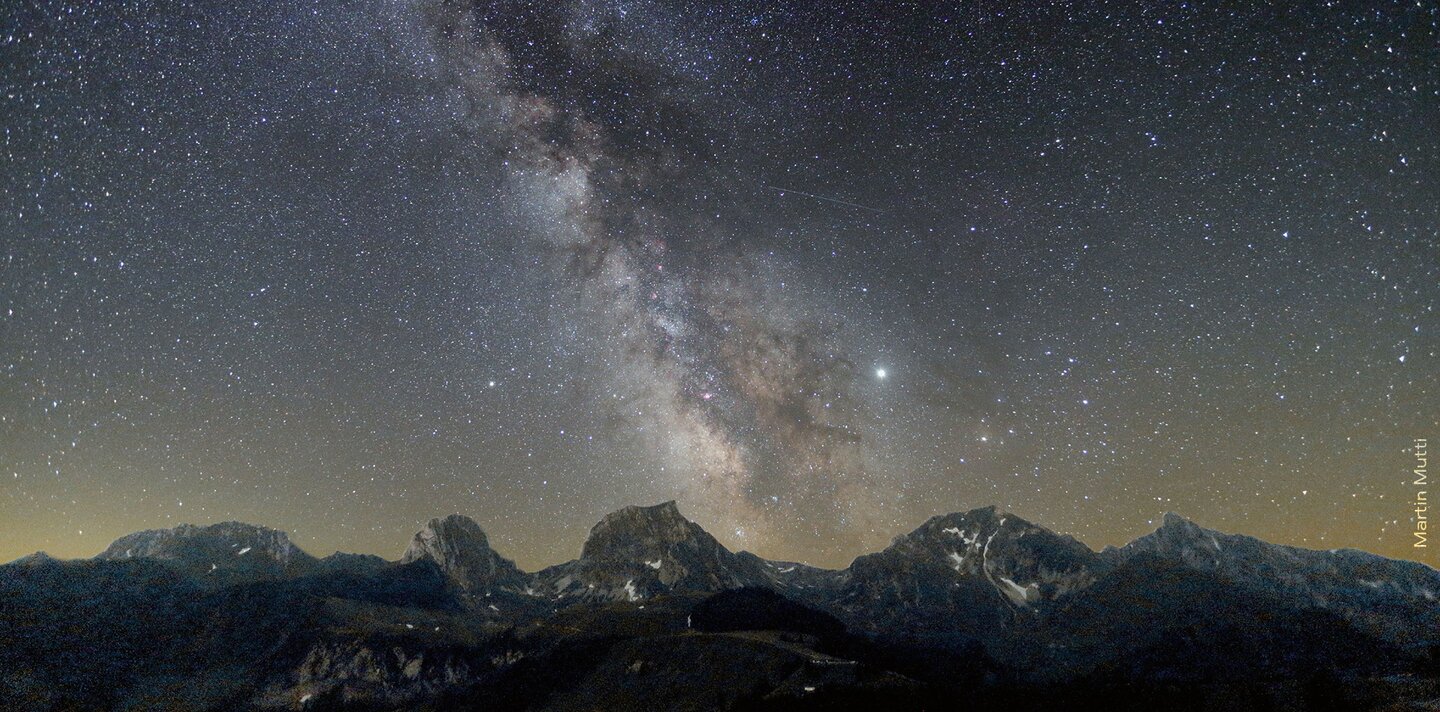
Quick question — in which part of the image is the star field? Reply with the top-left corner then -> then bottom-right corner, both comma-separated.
2,0 -> 1437,568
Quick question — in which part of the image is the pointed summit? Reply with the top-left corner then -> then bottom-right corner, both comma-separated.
401,514 -> 525,593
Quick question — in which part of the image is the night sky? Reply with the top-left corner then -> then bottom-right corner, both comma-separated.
3,0 -> 1437,569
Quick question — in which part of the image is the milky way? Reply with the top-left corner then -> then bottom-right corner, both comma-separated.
2,0 -> 1436,568
395,0 -> 902,554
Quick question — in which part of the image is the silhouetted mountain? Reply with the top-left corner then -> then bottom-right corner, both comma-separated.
95,521 -> 319,585
3,504 -> 1437,710
533,501 -> 775,602
1042,552 -> 1404,681
1104,512 -> 1440,647
317,551 -> 388,575
401,514 -> 529,593
822,506 -> 1101,662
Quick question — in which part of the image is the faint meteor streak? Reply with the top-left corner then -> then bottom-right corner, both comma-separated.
763,185 -> 884,213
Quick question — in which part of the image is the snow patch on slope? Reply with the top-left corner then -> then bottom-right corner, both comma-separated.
997,576 -> 1038,606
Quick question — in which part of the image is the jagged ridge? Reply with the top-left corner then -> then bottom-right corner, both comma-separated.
5,502 -> 1438,708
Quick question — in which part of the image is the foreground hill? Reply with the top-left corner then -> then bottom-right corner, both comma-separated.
2,503 -> 1437,710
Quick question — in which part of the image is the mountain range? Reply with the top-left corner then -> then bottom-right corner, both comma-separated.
2,502 -> 1437,711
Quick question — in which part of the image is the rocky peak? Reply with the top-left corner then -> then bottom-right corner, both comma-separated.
536,501 -> 772,602
891,507 -> 1088,559
1152,511 -> 1214,541
850,507 -> 1099,609
900,506 -> 1003,544
580,501 -> 714,562
1113,512 -> 1233,565
8,551 -> 56,567
1107,513 -> 1440,627
94,521 -> 318,581
401,514 -> 524,592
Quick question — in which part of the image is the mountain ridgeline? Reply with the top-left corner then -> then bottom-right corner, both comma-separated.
3,503 -> 1437,711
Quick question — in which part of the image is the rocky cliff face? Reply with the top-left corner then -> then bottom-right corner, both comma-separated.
400,514 -> 528,594
252,637 -> 487,710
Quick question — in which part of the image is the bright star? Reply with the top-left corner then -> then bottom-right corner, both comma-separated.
875,368 -> 887,379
